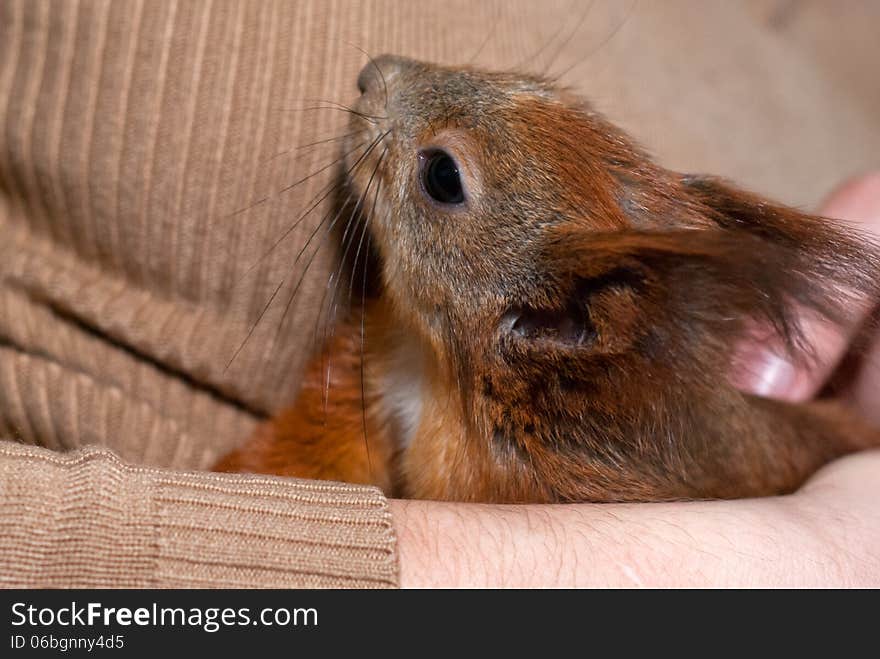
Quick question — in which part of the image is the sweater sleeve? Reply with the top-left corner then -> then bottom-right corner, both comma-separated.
0,441 -> 398,588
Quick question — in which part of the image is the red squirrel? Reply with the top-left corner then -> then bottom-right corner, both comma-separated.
214,55 -> 880,503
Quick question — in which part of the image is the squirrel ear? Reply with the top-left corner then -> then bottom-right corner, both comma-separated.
501,303 -> 595,348
679,175 -> 879,319
505,177 -> 880,365
543,206 -> 880,364
682,175 -> 858,251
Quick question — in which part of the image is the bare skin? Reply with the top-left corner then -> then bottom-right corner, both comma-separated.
389,172 -> 880,587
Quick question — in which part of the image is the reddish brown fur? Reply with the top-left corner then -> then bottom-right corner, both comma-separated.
214,315 -> 395,493
215,57 -> 880,503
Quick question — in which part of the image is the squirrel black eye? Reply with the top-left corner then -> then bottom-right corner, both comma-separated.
420,150 -> 465,205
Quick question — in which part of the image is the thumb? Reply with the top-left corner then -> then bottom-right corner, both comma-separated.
731,172 -> 880,402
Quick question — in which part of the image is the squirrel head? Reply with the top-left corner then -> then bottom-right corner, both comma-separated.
344,55 -> 879,502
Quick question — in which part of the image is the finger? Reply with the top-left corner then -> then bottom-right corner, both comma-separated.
732,172 -> 880,402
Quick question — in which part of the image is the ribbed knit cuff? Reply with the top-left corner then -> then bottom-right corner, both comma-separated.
0,442 -> 399,588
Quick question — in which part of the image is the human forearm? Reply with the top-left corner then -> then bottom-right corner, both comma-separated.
390,452 -> 880,588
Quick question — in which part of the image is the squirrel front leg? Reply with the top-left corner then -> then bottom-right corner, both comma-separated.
213,315 -> 394,494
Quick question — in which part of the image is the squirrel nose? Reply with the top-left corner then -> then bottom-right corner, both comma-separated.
357,54 -> 409,94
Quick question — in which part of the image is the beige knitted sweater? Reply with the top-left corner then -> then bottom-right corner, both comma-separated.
1,0 -> 878,588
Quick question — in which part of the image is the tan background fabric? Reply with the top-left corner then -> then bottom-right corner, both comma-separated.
0,0 -> 878,587
0,442 -> 397,588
